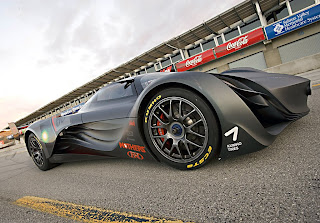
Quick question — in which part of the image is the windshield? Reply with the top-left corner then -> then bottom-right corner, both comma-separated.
80,82 -> 134,112
140,73 -> 170,89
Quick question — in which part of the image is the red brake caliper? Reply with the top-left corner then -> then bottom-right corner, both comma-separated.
157,113 -> 171,149
157,113 -> 165,142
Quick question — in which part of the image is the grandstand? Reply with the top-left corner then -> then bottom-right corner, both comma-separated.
14,0 -> 320,128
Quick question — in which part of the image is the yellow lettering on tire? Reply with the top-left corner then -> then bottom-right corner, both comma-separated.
34,136 -> 43,149
145,95 -> 162,123
187,146 -> 213,169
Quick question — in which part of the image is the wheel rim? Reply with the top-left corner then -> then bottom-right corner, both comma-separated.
147,97 -> 208,163
29,137 -> 44,166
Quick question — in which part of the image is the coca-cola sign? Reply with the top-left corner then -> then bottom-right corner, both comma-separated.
215,28 -> 265,58
227,36 -> 248,51
186,55 -> 202,67
176,49 -> 215,72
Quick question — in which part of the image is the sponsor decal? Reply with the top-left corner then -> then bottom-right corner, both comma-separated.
159,65 -> 173,72
129,120 -> 135,126
127,151 -> 144,160
176,49 -> 215,72
265,4 -> 320,40
187,146 -> 212,169
214,28 -> 265,58
145,95 -> 162,123
224,126 -> 239,142
119,142 -> 146,153
227,142 -> 242,152
0,141 -> 4,145
224,126 -> 242,152
54,116 -> 71,129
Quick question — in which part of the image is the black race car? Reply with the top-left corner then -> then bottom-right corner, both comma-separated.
25,68 -> 311,170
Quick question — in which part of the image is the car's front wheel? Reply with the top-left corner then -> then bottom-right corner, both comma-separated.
27,133 -> 55,171
143,88 -> 220,170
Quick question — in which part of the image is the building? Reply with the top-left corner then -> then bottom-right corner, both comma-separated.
14,0 -> 320,128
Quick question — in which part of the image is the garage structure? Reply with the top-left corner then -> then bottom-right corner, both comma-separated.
14,0 -> 320,128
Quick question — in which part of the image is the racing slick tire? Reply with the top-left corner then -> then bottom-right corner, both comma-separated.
27,133 -> 56,171
143,88 -> 220,170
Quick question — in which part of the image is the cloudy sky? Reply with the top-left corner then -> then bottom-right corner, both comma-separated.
0,0 -> 242,129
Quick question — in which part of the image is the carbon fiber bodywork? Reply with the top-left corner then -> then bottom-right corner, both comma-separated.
25,68 -> 310,165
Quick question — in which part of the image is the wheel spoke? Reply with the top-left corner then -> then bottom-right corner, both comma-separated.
178,101 -> 182,118
168,100 -> 173,118
153,135 -> 166,139
182,109 -> 195,120
161,137 -> 170,150
29,146 -> 35,153
30,140 -> 37,149
183,140 -> 193,157
154,114 -> 166,125
188,119 -> 202,129
151,125 -> 165,129
187,129 -> 205,138
168,144 -> 175,156
39,155 -> 44,164
175,145 -> 184,159
158,106 -> 169,119
186,139 -> 202,148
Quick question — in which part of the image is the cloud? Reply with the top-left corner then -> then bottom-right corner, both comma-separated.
0,0 -> 244,129
39,0 -> 244,69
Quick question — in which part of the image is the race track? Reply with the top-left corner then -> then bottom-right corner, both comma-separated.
0,70 -> 319,223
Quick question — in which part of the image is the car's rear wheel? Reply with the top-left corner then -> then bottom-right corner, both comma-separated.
143,88 -> 220,170
27,133 -> 55,171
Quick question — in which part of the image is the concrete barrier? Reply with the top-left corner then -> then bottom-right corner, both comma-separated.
265,53 -> 320,75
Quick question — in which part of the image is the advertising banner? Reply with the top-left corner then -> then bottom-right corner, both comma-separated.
176,49 -> 215,72
265,4 -> 320,40
214,28 -> 265,58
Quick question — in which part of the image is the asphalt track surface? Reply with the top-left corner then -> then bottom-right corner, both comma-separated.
0,71 -> 319,223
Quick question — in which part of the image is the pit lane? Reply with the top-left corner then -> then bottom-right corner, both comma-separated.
0,70 -> 319,222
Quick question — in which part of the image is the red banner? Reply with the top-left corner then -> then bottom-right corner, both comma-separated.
214,28 -> 265,58
176,49 -> 215,72
159,65 -> 173,72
